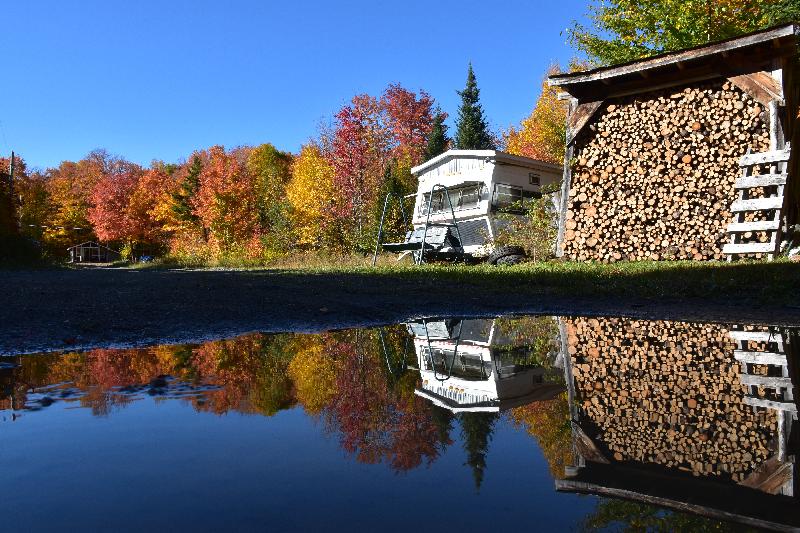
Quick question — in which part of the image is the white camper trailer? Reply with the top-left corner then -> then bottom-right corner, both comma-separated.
376,150 -> 561,264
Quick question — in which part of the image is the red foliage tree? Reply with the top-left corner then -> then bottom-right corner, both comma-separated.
382,84 -> 435,165
329,95 -> 390,234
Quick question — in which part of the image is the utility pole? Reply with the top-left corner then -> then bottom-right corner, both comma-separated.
9,151 -> 14,200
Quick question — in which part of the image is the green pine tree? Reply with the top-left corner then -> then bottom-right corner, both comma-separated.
172,156 -> 202,225
424,110 -> 450,160
454,64 -> 495,150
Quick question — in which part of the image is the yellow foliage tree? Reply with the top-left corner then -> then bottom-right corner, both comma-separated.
510,392 -> 575,479
286,144 -> 337,248
503,66 -> 568,165
287,336 -> 338,414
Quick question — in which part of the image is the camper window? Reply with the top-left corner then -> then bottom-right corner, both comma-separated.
492,184 -> 522,210
420,185 -> 482,215
492,184 -> 541,213
457,186 -> 481,210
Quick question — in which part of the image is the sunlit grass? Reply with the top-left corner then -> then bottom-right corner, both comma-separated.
132,252 -> 800,304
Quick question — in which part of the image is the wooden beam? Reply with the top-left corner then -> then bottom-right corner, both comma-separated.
740,374 -> 794,388
734,173 -> 787,189
734,350 -> 787,366
567,100 -> 604,145
744,396 -> 798,412
729,330 -> 784,342
728,71 -> 785,106
572,421 -> 609,464
740,148 -> 791,165
740,456 -> 794,495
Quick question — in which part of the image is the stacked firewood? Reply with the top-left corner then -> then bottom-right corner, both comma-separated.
563,80 -> 771,261
566,317 -> 777,481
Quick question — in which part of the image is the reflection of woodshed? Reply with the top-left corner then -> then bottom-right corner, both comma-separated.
549,24 -> 799,261
565,317 -> 777,481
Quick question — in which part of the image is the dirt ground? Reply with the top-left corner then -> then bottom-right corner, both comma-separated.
1,267 -> 799,355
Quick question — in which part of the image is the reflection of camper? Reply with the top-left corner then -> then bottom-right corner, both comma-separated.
409,318 -> 564,413
377,150 -> 561,264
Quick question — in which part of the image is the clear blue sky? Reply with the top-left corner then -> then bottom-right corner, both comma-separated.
2,0 -> 589,170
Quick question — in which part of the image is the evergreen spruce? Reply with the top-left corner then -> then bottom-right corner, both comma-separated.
424,110 -> 450,160
172,156 -> 202,225
454,64 -> 495,150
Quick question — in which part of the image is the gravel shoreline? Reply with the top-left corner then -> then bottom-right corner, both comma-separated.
1,268 -> 799,355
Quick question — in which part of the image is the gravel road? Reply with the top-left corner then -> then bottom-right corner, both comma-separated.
1,268 -> 798,355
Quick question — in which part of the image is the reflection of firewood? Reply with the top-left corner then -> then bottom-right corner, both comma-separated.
567,317 -> 779,482
572,421 -> 609,464
563,80 -> 770,261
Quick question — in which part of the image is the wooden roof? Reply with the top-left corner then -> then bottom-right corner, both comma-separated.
549,24 -> 799,100
66,241 -> 119,252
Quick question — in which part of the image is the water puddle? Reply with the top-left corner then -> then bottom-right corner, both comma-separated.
1,316 -> 797,531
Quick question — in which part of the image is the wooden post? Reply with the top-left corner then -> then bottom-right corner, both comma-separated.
556,99 -> 577,257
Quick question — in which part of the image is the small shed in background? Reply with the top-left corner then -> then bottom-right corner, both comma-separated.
548,24 -> 798,262
67,241 -> 121,263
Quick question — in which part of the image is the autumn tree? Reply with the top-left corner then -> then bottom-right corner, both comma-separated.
569,0 -> 793,66
171,155 -> 203,231
511,393 -> 575,479
16,170 -> 51,242
329,86 -> 439,252
454,64 -> 495,150
286,144 -> 339,248
88,163 -> 151,252
424,109 -> 450,161
246,143 -> 294,253
330,94 -> 392,250
287,335 -> 339,415
0,155 -> 23,237
45,150 -> 131,250
382,84 -> 435,166
319,329 -> 449,471
503,65 -> 568,165
193,145 -> 262,258
125,166 -> 174,253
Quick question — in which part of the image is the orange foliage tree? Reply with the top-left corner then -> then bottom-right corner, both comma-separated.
87,164 -> 142,244
503,66 -> 568,165
45,150 -> 133,250
193,145 -> 262,259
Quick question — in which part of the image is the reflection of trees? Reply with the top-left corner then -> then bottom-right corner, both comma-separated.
581,499 -> 747,532
4,328 -> 453,474
494,316 -> 559,367
6,335 -> 297,417
321,330 -> 451,472
510,392 -> 574,479
459,412 -> 498,489
287,335 -> 338,415
192,335 -> 295,416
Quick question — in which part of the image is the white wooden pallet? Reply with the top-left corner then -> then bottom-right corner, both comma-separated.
724,145 -> 790,261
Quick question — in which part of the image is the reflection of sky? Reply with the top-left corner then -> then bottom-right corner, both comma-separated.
2,398 -> 594,531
